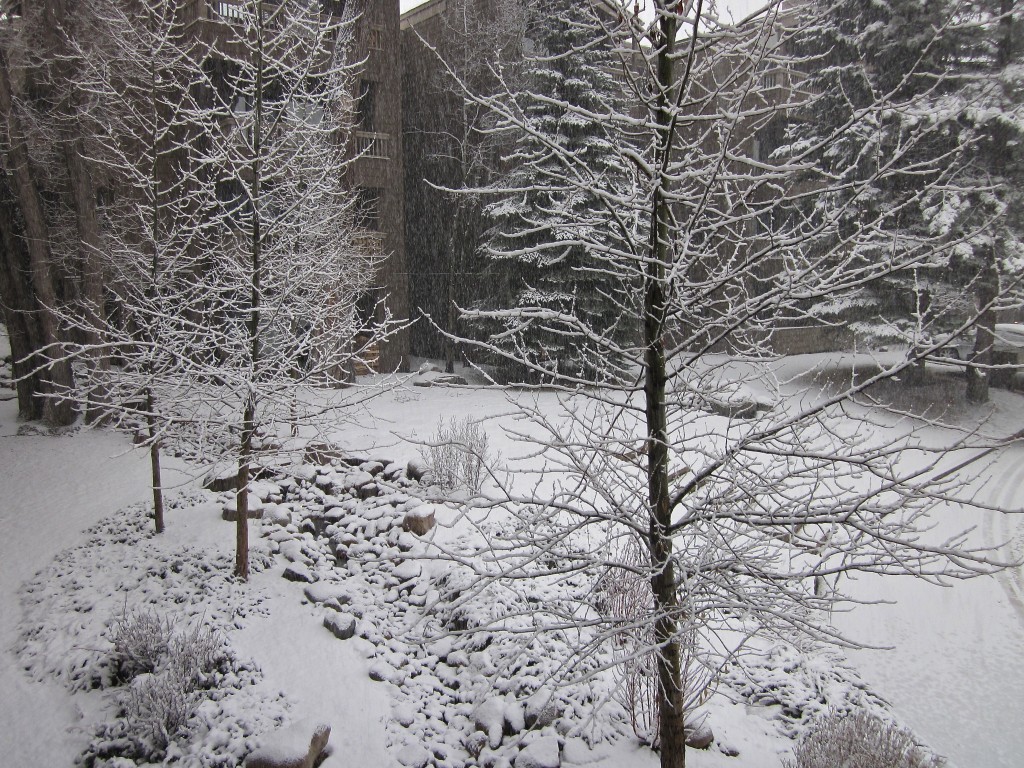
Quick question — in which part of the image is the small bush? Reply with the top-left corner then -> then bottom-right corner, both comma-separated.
103,610 -> 226,761
110,609 -> 174,682
423,416 -> 490,493
125,671 -> 192,753
785,710 -> 944,768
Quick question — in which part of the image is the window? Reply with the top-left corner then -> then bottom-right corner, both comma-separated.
216,2 -> 243,20
357,80 -> 377,132
355,187 -> 382,232
365,25 -> 384,51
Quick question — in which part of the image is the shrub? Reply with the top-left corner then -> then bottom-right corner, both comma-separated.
124,671 -> 192,753
109,609 -> 174,682
785,710 -> 944,768
422,416 -> 491,493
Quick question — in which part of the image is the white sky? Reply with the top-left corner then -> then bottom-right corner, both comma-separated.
399,0 -> 768,24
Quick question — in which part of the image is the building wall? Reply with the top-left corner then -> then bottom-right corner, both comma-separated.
351,0 -> 410,371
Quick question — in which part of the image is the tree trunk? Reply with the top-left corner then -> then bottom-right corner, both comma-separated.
0,48 -> 76,426
235,415 -> 252,580
64,141 -> 110,422
0,180 -> 46,419
646,8 -> 687,768
967,255 -> 998,404
969,0 -> 1015,404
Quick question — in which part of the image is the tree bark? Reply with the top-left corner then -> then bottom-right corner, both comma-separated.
646,7 -> 687,768
64,141 -> 110,422
0,179 -> 46,419
0,48 -> 75,426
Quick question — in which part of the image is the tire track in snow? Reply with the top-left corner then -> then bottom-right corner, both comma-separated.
985,452 -> 1024,625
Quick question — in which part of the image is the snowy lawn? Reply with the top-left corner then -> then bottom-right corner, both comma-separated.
1,346 -> 1022,767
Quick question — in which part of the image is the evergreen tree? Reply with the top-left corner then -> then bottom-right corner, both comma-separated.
479,0 -> 642,383
786,0 -> 1022,391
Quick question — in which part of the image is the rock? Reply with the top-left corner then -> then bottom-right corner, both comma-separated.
418,361 -> 442,374
222,493 -> 265,521
524,692 -> 559,729
504,701 -> 525,735
303,582 -> 352,605
393,703 -> 417,727
278,539 -> 307,564
514,736 -> 560,768
262,503 -> 291,526
323,612 -> 357,640
203,462 -> 238,492
718,741 -> 740,757
406,458 -> 431,481
684,718 -> 714,750
413,371 -> 469,387
358,483 -> 380,499
396,744 -> 431,768
474,698 -> 507,749
402,505 -> 436,536
368,661 -> 392,682
393,559 -> 422,583
283,563 -> 315,583
361,460 -> 385,476
244,720 -> 331,768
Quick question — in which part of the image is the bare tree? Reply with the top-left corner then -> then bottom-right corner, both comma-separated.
197,0 -> 392,579
435,3 -> 1017,767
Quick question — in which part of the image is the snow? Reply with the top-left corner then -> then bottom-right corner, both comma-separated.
1,351 -> 1023,767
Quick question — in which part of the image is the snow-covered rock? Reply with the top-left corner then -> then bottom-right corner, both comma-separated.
303,582 -> 351,605
514,736 -> 560,768
282,563 -> 315,583
323,613 -> 356,641
222,492 -> 265,521
473,698 -> 507,748
684,717 -> 714,750
402,504 -> 436,536
396,743 -> 431,768
244,719 -> 331,768
262,503 -> 292,526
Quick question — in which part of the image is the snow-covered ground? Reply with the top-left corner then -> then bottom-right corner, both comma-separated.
1,339 -> 1022,767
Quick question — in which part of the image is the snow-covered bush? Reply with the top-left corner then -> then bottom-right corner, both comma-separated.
785,710 -> 944,768
124,670 -> 193,754
110,609 -> 175,683
423,416 -> 490,493
100,611 -> 230,760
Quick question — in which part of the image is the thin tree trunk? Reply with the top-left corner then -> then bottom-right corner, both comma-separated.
146,389 -> 165,533
967,255 -> 998,403
0,48 -> 76,426
64,141 -> 110,422
235,413 -> 252,580
0,181 -> 46,419
646,8 -> 687,768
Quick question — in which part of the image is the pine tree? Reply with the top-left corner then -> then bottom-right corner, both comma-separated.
479,0 -> 642,383
786,0 -> 1022,391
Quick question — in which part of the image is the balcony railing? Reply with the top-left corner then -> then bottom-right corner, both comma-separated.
354,131 -> 391,159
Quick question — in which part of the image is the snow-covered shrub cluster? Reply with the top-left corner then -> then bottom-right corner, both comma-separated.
15,499 -> 288,766
422,416 -> 491,493
784,710 -> 945,768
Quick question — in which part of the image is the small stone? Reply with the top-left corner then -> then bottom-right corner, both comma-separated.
368,661 -> 392,682
684,718 -> 714,750
396,744 -> 431,768
244,720 -> 331,768
303,582 -> 352,605
393,559 -> 422,582
402,505 -> 436,536
514,736 -> 560,768
393,703 -> 417,727
262,503 -> 291,526
283,563 -> 315,583
323,613 -> 356,640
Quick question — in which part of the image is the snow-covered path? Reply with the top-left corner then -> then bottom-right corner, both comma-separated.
835,441 -> 1024,768
0,407 -> 153,764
